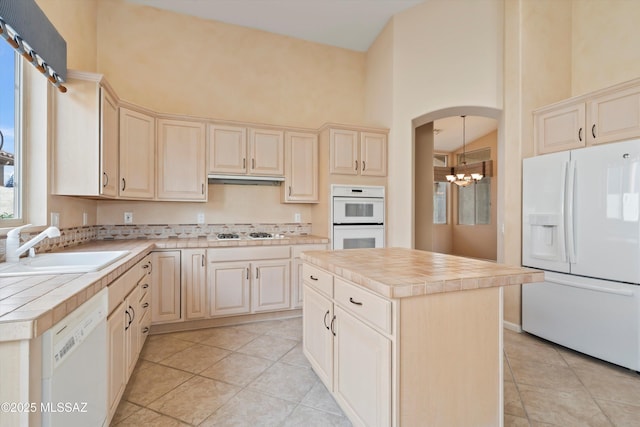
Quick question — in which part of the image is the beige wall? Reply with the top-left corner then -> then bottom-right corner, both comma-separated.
451,131 -> 497,261
414,122 -> 434,251
366,0 -> 504,250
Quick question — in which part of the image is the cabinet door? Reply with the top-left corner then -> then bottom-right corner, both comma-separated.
107,302 -> 126,420
157,119 -> 207,200
252,260 -> 291,312
125,287 -> 140,378
291,258 -> 304,309
183,249 -> 207,320
588,84 -> 640,145
208,261 -> 251,316
333,306 -> 391,427
330,129 -> 359,175
302,285 -> 334,389
100,88 -> 119,197
283,131 -> 318,202
249,128 -> 284,176
151,251 -> 182,324
208,125 -> 247,174
360,132 -> 387,177
534,103 -> 586,155
119,107 -> 155,199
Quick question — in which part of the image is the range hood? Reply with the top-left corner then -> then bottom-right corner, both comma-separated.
207,174 -> 284,186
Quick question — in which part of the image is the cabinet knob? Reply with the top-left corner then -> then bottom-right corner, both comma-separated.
142,327 -> 149,334
310,275 -> 318,281
349,297 -> 363,306
578,127 -> 583,142
362,161 -> 366,171
330,315 -> 336,336
592,124 -> 597,139
142,283 -> 149,289
355,160 -> 358,171
323,310 -> 330,330
103,172 -> 109,188
142,302 -> 149,309
121,178 -> 126,192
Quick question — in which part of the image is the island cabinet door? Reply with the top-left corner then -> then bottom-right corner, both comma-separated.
333,306 -> 391,427
302,284 -> 334,389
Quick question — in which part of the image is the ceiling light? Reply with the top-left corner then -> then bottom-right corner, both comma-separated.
445,115 -> 483,187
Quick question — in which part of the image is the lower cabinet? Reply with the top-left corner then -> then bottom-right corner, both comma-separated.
151,251 -> 182,324
208,261 -> 251,316
302,263 -> 391,427
183,249 -> 207,320
252,260 -> 290,312
107,255 -> 151,423
291,244 -> 328,309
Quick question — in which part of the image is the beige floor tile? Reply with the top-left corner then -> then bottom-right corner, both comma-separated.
199,389 -> 297,427
265,317 -> 303,341
518,383 -> 612,427
301,381 -> 344,416
504,414 -> 531,427
169,328 -> 219,343
596,399 -> 640,426
507,356 -> 584,392
504,380 -> 527,418
282,405 -> 353,427
281,343 -> 312,368
237,334 -> 298,361
249,362 -> 318,402
139,334 -> 195,363
112,407 -> 190,427
574,365 -> 640,407
200,327 -> 260,350
147,375 -> 240,425
504,355 -> 515,383
158,343 -> 230,373
122,363 -> 193,406
504,332 -> 567,367
111,400 -> 143,425
200,352 -> 273,387
228,319 -> 283,335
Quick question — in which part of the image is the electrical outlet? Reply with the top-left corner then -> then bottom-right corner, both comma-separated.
197,212 -> 205,224
51,212 -> 60,227
82,212 -> 88,226
124,212 -> 133,224
294,212 -> 301,223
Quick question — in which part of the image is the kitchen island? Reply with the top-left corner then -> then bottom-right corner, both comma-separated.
301,248 -> 543,427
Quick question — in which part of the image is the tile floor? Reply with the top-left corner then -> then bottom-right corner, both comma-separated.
111,317 -> 640,426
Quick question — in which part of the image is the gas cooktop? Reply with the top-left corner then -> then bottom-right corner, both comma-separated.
216,233 -> 240,240
214,232 -> 274,240
247,232 -> 273,239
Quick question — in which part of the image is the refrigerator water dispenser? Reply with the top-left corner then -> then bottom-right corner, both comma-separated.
528,213 -> 565,261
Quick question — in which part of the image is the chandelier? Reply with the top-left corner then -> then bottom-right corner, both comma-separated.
446,115 -> 484,187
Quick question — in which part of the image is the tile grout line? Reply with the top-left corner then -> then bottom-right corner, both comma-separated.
503,348 -> 534,426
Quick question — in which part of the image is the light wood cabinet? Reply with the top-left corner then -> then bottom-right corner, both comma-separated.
157,119 -> 207,201
208,261 -> 251,317
535,78 -> 640,154
251,259 -> 291,312
183,249 -> 207,319
151,251 -> 182,324
208,124 -> 284,177
119,106 -> 155,199
302,285 -> 334,387
52,71 -> 119,197
283,131 -> 318,203
107,301 -> 126,420
329,128 -> 387,176
291,244 -> 329,309
125,285 -> 141,377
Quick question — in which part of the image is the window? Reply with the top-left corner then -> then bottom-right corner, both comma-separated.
0,42 -> 22,224
458,148 -> 491,225
433,154 -> 448,224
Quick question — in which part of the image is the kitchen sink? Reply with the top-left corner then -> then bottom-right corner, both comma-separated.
0,251 -> 130,277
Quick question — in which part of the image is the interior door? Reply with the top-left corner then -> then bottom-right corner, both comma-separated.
571,139 -> 640,283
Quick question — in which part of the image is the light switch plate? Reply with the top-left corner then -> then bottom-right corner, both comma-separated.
197,213 -> 205,224
51,212 -> 60,227
294,212 -> 301,223
82,212 -> 88,226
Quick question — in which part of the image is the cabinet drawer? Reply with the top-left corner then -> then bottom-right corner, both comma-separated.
334,277 -> 391,334
302,264 -> 333,298
208,246 -> 290,262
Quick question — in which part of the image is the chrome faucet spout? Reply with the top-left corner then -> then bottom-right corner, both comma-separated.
5,225 -> 61,263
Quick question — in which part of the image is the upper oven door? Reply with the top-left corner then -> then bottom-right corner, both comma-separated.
333,197 -> 384,224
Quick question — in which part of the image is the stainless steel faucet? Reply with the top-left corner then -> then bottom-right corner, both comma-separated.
5,224 -> 61,263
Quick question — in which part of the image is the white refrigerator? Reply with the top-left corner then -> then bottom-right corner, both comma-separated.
522,139 -> 640,371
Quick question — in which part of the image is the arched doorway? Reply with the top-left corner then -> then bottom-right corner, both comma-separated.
412,106 -> 502,261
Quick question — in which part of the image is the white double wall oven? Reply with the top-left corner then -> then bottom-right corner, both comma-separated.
331,185 -> 385,250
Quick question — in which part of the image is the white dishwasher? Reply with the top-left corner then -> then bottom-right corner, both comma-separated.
41,287 -> 108,427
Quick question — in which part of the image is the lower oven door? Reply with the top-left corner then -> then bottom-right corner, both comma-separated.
333,225 -> 385,250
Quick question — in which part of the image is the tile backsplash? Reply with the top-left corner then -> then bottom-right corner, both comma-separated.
0,223 -> 313,262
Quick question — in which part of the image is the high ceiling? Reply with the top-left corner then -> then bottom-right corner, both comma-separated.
126,0 -> 425,52
433,116 -> 498,153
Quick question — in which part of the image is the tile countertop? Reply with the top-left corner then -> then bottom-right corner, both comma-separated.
0,235 -> 328,342
301,247 -> 544,299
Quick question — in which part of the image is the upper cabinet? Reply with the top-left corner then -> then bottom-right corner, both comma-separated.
283,131 -> 318,203
535,78 -> 640,154
208,125 -> 284,176
52,71 -> 119,197
157,118 -> 207,201
119,106 -> 155,199
329,128 -> 387,177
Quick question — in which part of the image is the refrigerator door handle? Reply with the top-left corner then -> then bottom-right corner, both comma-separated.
565,159 -> 577,264
548,277 -> 635,297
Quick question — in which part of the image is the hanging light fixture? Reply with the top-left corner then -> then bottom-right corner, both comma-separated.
446,115 -> 483,187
